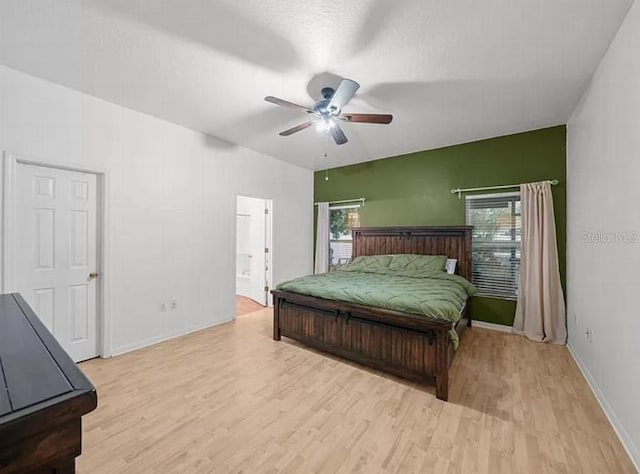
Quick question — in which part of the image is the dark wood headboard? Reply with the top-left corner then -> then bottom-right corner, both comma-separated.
351,226 -> 473,281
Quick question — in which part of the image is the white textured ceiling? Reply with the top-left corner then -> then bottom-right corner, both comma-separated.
0,0 -> 634,170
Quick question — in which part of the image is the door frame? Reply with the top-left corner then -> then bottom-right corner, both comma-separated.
1,151 -> 112,358
265,198 -> 273,308
235,194 -> 273,311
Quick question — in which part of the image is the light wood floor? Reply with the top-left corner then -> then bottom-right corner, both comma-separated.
236,295 -> 265,317
78,309 -> 634,473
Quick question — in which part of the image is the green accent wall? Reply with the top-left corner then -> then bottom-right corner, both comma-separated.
314,126 -> 566,326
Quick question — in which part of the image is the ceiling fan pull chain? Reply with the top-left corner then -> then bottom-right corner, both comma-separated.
324,135 -> 330,181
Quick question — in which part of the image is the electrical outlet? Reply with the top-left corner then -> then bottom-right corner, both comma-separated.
159,302 -> 168,312
585,327 -> 595,344
170,299 -> 178,310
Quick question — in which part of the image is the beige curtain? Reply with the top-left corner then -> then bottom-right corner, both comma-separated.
314,203 -> 330,274
513,182 -> 567,344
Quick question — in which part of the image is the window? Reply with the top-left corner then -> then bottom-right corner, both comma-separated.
329,205 -> 360,270
465,192 -> 521,299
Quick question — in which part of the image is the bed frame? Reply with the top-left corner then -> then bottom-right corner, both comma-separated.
271,226 -> 473,401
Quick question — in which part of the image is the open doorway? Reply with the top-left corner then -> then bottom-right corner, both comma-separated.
236,195 -> 272,317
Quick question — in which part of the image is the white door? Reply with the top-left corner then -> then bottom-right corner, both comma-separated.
247,202 -> 267,305
15,164 -> 98,362
236,196 -> 267,306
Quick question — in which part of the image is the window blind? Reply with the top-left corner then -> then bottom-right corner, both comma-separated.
465,192 -> 521,300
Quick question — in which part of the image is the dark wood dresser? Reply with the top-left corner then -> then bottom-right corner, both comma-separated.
0,293 -> 97,473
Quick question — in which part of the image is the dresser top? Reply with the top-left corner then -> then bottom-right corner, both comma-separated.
0,293 -> 96,425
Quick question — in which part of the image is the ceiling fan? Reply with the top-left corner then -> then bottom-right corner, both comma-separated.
264,79 -> 393,145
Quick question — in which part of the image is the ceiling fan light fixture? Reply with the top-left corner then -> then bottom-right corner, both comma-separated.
316,118 -> 335,133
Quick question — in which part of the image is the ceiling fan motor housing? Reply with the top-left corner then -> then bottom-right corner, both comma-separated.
320,87 -> 335,100
314,87 -> 336,116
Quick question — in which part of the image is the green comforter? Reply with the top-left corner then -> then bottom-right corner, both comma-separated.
277,264 -> 476,348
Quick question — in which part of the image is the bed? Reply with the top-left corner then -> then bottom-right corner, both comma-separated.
271,226 -> 474,401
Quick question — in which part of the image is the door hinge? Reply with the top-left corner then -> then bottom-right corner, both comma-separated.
265,247 -> 269,253
265,208 -> 269,215
264,285 -> 269,292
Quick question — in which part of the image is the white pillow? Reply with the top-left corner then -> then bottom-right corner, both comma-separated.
445,258 -> 457,274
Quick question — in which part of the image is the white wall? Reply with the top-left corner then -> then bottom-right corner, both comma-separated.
0,66 -> 313,355
567,1 -> 640,468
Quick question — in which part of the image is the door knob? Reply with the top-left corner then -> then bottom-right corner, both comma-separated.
89,272 -> 99,279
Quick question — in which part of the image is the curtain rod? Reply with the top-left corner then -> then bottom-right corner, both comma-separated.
314,198 -> 366,207
450,180 -> 559,199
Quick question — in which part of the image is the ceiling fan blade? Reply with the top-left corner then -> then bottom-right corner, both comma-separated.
340,113 -> 393,124
265,96 -> 313,113
279,121 -> 314,136
327,79 -> 360,112
330,123 -> 348,145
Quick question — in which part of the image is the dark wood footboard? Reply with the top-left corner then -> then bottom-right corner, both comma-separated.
272,290 -> 459,401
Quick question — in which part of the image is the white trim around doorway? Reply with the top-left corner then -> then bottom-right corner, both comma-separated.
235,194 -> 274,311
1,151 -> 112,358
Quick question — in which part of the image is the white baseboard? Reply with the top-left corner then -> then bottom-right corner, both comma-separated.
110,317 -> 234,357
472,320 -> 513,333
567,343 -> 640,471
